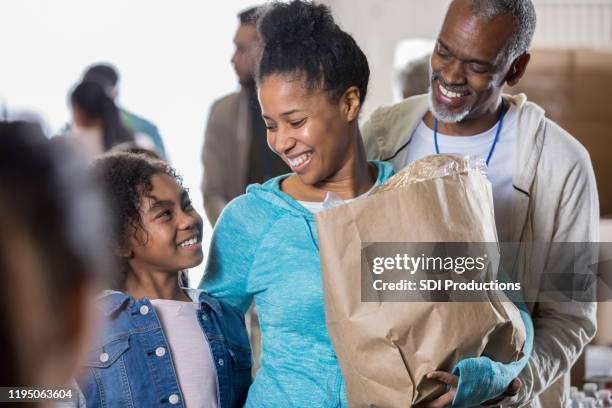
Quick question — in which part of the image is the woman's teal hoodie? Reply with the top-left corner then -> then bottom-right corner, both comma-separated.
199,160 -> 533,408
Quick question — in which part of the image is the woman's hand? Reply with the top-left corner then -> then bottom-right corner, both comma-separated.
413,372 -> 521,408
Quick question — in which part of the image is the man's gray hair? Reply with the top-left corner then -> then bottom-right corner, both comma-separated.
469,0 -> 537,61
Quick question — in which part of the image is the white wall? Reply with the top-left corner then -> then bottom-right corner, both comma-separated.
0,0 -> 255,285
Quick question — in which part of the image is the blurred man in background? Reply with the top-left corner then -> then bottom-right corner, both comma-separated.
201,6 -> 287,374
201,5 -> 289,226
392,39 -> 434,101
82,63 -> 168,159
396,53 -> 431,99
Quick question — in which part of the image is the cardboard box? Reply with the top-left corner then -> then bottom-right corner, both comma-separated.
594,219 -> 612,347
508,49 -> 612,216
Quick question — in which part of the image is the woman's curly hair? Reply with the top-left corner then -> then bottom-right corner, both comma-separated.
90,152 -> 183,289
256,0 -> 370,104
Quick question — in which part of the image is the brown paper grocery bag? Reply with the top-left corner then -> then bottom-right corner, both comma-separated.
316,155 -> 526,407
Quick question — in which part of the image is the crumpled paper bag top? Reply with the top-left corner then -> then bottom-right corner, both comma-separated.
374,154 -> 487,194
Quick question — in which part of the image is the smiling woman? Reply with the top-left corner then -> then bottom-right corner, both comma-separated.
256,0 -> 374,197
198,1 -> 395,407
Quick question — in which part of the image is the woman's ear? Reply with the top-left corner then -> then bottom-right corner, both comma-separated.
342,86 -> 362,122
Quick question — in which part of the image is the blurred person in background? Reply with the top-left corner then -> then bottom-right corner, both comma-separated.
396,53 -> 431,99
82,63 -> 168,159
0,121 -> 111,405
391,39 -> 434,102
66,80 -> 135,161
201,5 -> 289,226
362,0 -> 599,406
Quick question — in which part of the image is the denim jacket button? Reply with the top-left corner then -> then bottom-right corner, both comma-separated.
168,394 -> 180,405
99,352 -> 109,363
155,347 -> 166,357
218,358 -> 224,366
201,313 -> 208,321
139,305 -> 149,315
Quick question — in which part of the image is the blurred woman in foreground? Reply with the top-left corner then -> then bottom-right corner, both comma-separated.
0,121 -> 110,405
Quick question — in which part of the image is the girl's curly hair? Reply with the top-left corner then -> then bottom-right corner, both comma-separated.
90,152 -> 183,289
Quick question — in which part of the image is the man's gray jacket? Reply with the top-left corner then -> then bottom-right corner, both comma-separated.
362,93 -> 599,408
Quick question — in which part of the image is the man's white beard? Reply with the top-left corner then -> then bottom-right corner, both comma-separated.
427,87 -> 470,124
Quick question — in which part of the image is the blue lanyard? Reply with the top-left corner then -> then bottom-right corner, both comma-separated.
434,99 -> 506,166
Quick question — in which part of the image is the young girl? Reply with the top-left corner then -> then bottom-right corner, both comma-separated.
78,152 -> 251,408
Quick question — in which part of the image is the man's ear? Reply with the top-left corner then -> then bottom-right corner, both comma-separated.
342,86 -> 362,122
505,53 -> 531,87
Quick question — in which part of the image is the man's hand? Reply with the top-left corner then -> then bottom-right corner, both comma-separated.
413,371 -> 458,408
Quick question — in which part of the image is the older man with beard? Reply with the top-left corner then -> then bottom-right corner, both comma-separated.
363,0 -> 599,407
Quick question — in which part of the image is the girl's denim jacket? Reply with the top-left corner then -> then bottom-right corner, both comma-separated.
77,288 -> 251,407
